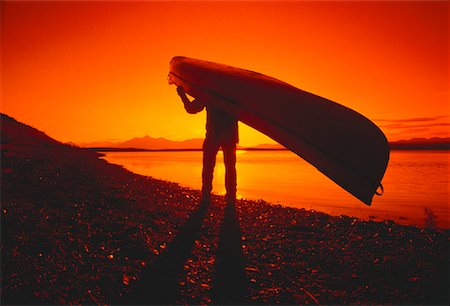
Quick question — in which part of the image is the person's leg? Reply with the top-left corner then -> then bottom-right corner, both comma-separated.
222,141 -> 237,203
202,138 -> 220,202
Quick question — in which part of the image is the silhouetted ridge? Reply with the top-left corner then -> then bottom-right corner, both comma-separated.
1,113 -> 63,147
390,137 -> 450,150
117,135 -> 204,150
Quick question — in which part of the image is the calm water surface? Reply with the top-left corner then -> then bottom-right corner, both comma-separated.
102,150 -> 449,228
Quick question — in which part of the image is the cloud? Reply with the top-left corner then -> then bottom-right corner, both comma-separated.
374,115 -> 450,131
374,116 -> 450,140
378,122 -> 450,129
373,116 -> 448,124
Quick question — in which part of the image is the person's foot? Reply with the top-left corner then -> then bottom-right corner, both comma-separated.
225,193 -> 236,205
200,194 -> 211,204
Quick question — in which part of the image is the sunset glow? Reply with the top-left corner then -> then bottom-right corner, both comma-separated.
1,1 -> 448,146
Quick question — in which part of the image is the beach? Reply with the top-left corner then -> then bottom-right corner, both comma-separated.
101,149 -> 449,229
1,126 -> 448,305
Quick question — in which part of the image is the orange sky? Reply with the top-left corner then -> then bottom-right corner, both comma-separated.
1,0 -> 448,146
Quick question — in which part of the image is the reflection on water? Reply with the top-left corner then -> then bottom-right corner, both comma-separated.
102,150 -> 449,228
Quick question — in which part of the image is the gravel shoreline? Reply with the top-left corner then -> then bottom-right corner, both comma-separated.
1,141 -> 448,305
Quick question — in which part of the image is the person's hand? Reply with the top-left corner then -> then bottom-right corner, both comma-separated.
177,86 -> 185,97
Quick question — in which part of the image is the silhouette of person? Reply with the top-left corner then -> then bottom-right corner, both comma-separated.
177,86 -> 238,204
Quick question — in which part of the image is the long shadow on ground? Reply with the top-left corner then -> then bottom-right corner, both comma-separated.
127,200 -> 209,305
211,200 -> 249,304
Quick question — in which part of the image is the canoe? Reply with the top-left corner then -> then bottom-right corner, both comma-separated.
168,56 -> 389,205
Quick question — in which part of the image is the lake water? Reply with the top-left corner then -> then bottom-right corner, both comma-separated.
102,150 -> 449,229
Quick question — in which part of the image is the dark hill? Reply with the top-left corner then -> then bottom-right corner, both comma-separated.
1,113 -> 63,147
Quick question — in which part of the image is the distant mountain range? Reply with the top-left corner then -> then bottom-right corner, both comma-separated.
79,135 -> 287,150
389,137 -> 450,150
79,135 -> 205,150
1,113 -> 448,151
80,135 -> 450,151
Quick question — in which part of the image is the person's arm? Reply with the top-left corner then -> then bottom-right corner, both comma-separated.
177,86 -> 205,114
